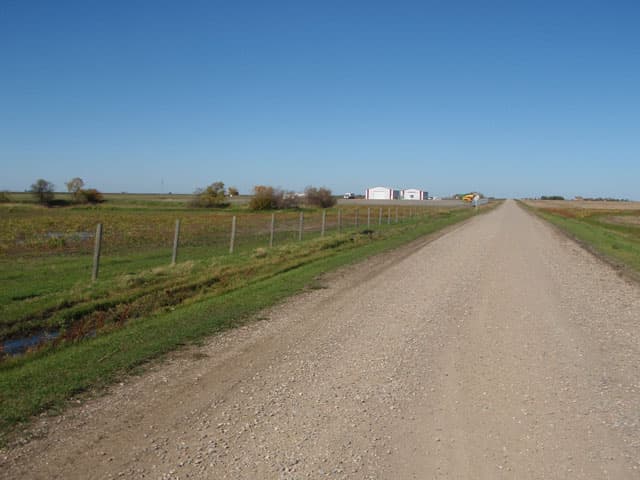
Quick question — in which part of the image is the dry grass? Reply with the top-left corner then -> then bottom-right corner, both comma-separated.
524,200 -> 640,211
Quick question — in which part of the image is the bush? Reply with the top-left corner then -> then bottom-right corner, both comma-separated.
249,185 -> 278,210
249,186 -> 300,210
190,182 -> 228,208
278,191 -> 301,209
80,188 -> 104,204
304,186 -> 336,208
540,195 -> 565,201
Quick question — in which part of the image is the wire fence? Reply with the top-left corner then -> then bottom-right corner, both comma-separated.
1,205 -> 447,281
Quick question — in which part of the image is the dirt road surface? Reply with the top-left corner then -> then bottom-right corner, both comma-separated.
2,200 -> 639,479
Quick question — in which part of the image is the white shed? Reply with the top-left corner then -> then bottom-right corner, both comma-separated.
401,189 -> 428,200
365,187 -> 400,200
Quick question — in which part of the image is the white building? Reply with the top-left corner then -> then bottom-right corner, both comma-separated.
401,188 -> 428,200
365,186 -> 400,200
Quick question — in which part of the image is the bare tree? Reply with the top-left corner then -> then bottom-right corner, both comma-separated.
65,177 -> 85,202
30,179 -> 55,205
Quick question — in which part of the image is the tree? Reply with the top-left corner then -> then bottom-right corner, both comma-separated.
30,179 -> 55,205
228,186 -> 239,197
190,181 -> 228,207
65,177 -> 85,202
304,186 -> 336,208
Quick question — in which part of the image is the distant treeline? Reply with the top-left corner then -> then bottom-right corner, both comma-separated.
580,197 -> 630,202
538,195 -> 630,202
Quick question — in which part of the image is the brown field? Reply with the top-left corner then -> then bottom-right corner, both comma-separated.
524,200 -> 640,211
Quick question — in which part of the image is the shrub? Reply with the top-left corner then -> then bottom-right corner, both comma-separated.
190,182 -> 228,208
249,186 -> 300,210
80,188 -> 104,204
304,186 -> 336,208
277,191 -> 301,209
249,185 -> 277,210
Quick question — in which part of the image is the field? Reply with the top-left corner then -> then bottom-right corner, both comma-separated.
0,196 -> 497,440
1,201 -> 446,345
523,200 -> 640,276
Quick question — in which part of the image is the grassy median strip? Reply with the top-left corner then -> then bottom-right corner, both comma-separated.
0,205 -> 494,443
522,201 -> 640,277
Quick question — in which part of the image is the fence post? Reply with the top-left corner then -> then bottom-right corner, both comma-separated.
338,209 -> 342,233
269,213 -> 275,248
378,207 -> 383,225
355,208 -> 359,227
387,207 -> 391,225
92,223 -> 103,282
171,219 -> 181,265
367,208 -> 371,227
298,211 -> 304,241
395,207 -> 399,223
229,216 -> 237,254
321,210 -> 326,236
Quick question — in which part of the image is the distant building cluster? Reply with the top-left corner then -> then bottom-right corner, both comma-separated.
364,186 -> 429,201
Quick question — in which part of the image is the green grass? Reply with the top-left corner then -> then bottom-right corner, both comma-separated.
0,203 -> 497,442
524,203 -> 640,276
0,206 -> 460,340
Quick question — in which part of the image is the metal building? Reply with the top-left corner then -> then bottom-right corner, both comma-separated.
365,187 -> 400,200
401,188 -> 428,200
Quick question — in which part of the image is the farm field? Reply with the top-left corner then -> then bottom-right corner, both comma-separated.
2,202 -> 456,345
3,191 -> 255,207
522,200 -> 640,276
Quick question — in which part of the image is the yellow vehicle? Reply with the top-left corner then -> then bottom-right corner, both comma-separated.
462,193 -> 476,202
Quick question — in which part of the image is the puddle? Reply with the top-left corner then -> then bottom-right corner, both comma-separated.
2,331 -> 60,356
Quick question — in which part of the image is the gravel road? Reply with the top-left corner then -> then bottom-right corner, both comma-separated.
2,200 -> 639,479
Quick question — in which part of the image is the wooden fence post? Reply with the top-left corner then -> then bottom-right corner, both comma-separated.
269,213 -> 275,247
321,210 -> 326,236
298,211 -> 304,241
387,207 -> 391,225
367,208 -> 371,227
355,208 -> 359,227
229,216 -> 237,254
338,209 -> 342,233
92,223 -> 103,282
171,219 -> 181,265
378,207 -> 383,225
395,207 -> 399,223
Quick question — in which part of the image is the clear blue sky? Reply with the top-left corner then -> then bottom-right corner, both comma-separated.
1,1 -> 639,199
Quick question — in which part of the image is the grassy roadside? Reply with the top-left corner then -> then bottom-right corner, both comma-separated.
0,203 -> 496,443
520,201 -> 640,277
